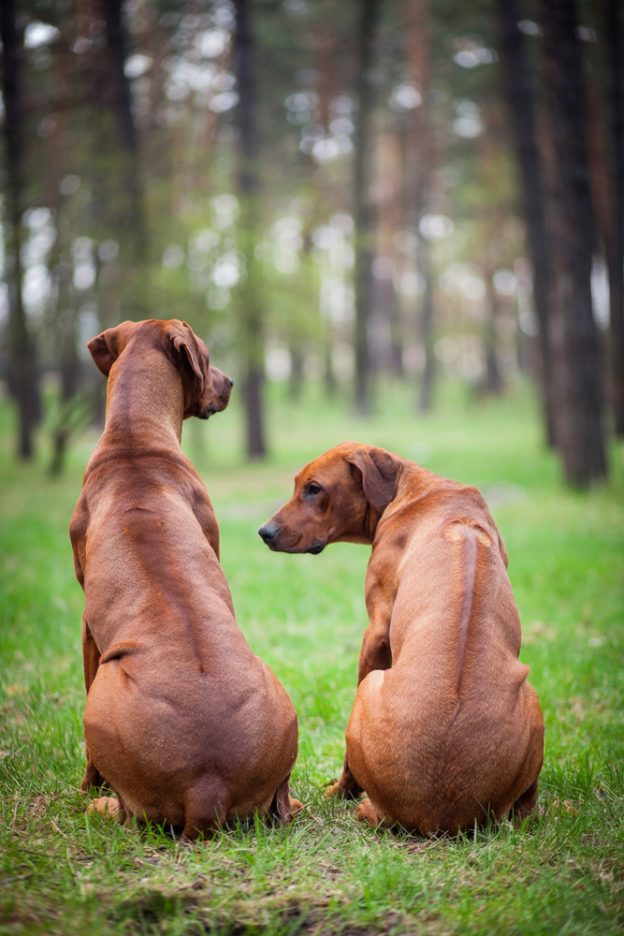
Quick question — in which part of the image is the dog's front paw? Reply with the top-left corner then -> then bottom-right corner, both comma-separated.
324,780 -> 344,799
286,797 -> 305,820
323,770 -> 364,799
87,796 -> 122,820
324,779 -> 362,800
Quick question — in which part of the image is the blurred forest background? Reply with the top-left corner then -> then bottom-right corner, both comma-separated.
1,0 -> 622,487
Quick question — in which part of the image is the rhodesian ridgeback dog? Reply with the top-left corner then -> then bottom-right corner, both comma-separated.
70,319 -> 299,838
259,443 -> 543,835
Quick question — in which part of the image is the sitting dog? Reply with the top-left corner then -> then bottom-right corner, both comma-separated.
70,319 -> 299,838
259,443 -> 543,835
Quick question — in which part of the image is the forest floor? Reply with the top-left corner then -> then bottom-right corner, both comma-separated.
1,380 -> 623,935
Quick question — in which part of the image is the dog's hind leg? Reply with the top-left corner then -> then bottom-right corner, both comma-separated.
355,796 -> 390,829
511,779 -> 539,820
510,687 -> 544,821
269,774 -> 303,825
81,616 -> 106,791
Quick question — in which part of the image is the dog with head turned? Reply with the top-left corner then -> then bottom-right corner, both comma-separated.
259,442 -> 543,835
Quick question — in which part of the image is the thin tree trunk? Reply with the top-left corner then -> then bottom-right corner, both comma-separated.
353,0 -> 380,415
234,0 -> 267,458
404,0 -> 435,411
323,342 -> 337,396
540,0 -> 607,487
289,347 -> 305,400
1,0 -> 41,459
417,231 -> 435,411
483,270 -> 504,396
602,0 -> 624,436
375,131 -> 404,377
496,0 -> 555,446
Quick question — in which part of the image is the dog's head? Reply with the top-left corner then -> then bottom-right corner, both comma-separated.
259,443 -> 401,554
87,318 -> 233,419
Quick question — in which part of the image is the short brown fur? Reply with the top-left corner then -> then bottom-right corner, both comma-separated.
71,319 -> 299,838
260,443 -> 543,835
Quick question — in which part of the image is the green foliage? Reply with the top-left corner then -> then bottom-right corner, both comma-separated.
1,382 -> 622,934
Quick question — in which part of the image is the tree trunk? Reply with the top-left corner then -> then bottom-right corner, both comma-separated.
353,0 -> 380,415
234,0 -> 267,458
1,0 -> 41,459
483,271 -> 504,396
289,346 -> 305,401
417,231 -> 435,411
100,0 -> 148,268
496,0 -> 555,446
375,131 -> 404,377
540,0 -> 608,487
403,0 -> 435,411
602,0 -> 624,436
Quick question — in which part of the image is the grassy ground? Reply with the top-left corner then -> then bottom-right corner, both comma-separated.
1,379 -> 623,935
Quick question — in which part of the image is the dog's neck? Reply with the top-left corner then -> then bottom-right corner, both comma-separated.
370,463 -> 441,543
103,345 -> 185,445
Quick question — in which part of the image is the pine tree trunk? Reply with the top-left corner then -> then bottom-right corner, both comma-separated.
1,0 -> 41,459
403,0 -> 435,411
417,231 -> 435,412
353,0 -> 379,415
100,0 -> 148,268
540,0 -> 608,487
483,271 -> 504,396
602,0 -> 624,436
234,0 -> 267,458
496,0 -> 555,445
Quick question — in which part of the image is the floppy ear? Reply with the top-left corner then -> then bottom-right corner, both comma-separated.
168,322 -> 205,394
87,321 -> 135,376
346,447 -> 399,514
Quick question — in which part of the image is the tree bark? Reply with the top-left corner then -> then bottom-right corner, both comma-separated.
496,0 -> 555,445
233,0 -> 267,458
353,0 -> 380,415
375,131 -> 404,377
540,0 -> 608,487
404,0 -> 435,411
482,271 -> 504,396
417,231 -> 435,411
602,0 -> 624,436
100,0 -> 148,267
1,0 -> 41,459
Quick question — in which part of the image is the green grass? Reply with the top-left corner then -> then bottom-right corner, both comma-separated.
1,379 -> 623,935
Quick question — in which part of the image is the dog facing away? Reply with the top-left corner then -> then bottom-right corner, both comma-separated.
70,319 -> 299,839
259,443 -> 543,835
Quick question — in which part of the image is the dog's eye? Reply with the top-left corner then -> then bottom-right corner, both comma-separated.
305,482 -> 322,497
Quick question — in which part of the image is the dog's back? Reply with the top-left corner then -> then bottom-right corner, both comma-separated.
72,320 -> 299,836
349,483 -> 543,833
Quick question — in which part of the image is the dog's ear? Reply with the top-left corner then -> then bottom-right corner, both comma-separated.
87,321 -> 135,376
166,321 -> 205,395
346,447 -> 400,514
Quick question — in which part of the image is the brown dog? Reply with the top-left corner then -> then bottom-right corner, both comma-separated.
70,319 -> 299,838
259,443 -> 543,835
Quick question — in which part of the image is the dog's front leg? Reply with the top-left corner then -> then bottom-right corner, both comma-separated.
81,615 -> 105,791
326,601 -> 392,799
356,619 -> 392,683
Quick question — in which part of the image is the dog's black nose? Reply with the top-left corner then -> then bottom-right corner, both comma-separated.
258,523 -> 279,543
227,377 -> 234,388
